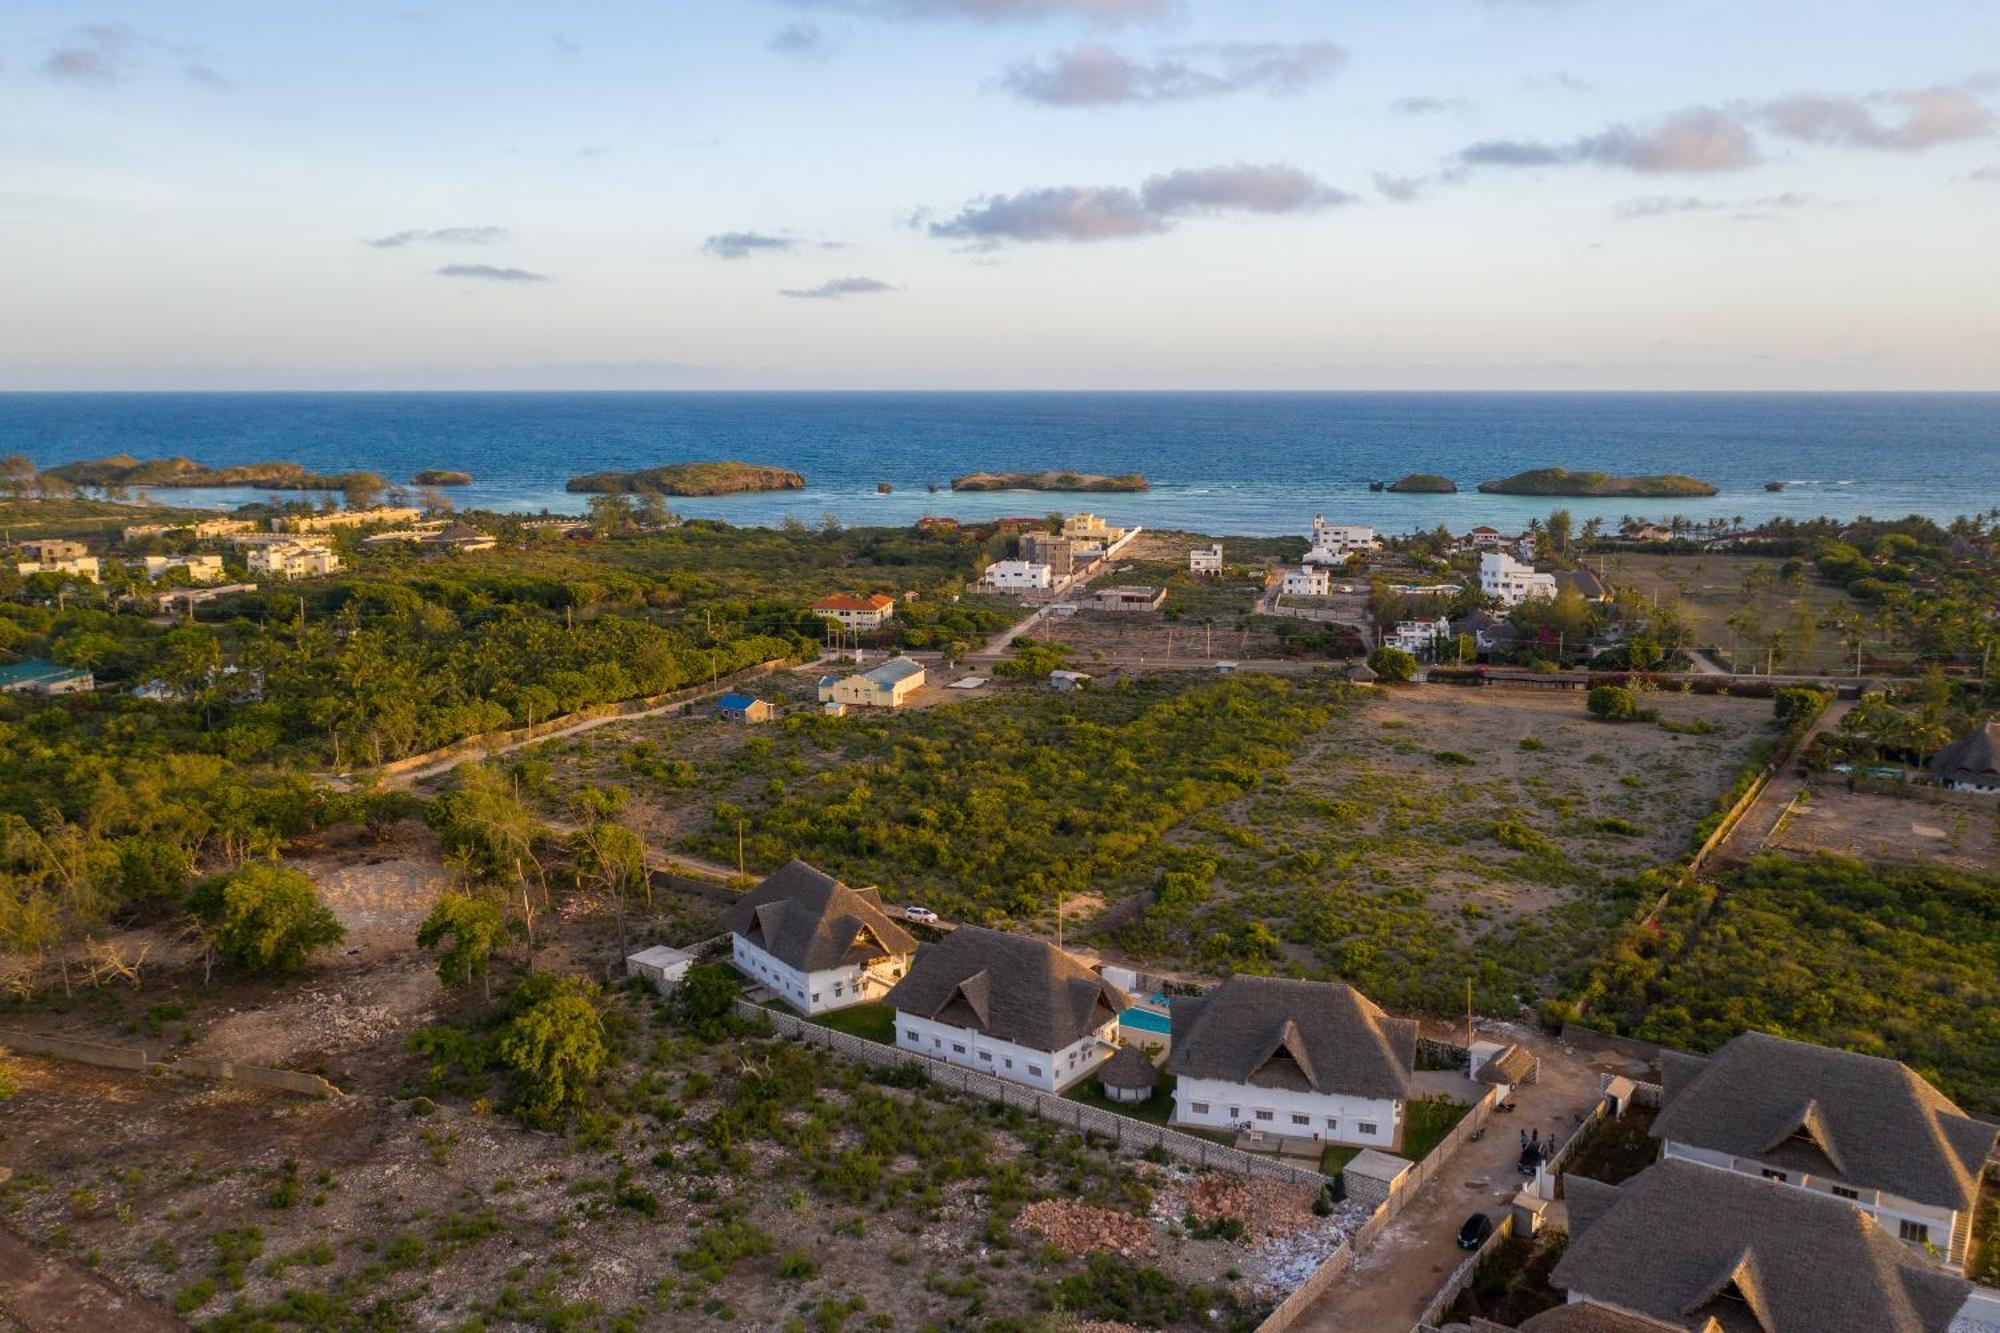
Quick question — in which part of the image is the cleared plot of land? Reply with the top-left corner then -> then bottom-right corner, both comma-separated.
1115,687 -> 1778,1015
1595,551 -> 1860,672
1769,783 -> 2000,873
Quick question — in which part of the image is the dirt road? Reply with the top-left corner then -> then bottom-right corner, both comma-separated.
1710,696 -> 1854,863
1290,1031 -> 1608,1333
0,1226 -> 181,1333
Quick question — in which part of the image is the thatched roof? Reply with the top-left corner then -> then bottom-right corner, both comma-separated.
1099,1043 -> 1160,1090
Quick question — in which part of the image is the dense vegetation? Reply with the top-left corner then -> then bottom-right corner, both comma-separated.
1477,468 -> 1717,497
1632,854 -> 2000,1113
690,674 -> 1351,922
564,461 -> 805,495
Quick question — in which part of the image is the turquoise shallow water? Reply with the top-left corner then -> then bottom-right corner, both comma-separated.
3,391 -> 1996,535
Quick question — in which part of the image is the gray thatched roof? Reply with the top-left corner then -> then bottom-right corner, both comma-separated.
1553,1159 -> 1968,1333
1930,719 -> 1999,788
1651,1030 -> 1995,1212
723,860 -> 916,973
1099,1043 -> 1160,1090
1165,975 -> 1415,1102
884,926 -> 1129,1053
1517,1305 -> 1684,1333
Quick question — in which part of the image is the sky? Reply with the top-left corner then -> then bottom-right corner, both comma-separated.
2,0 -> 1998,391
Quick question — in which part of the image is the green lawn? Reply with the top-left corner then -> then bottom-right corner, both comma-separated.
1402,1095 -> 1474,1162
805,1002 -> 897,1044
1321,1144 -> 1361,1176
1062,1070 -> 1238,1146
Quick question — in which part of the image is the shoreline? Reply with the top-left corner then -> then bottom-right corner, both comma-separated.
47,475 -> 1965,539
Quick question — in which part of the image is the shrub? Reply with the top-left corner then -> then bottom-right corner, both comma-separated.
1367,646 -> 1418,683
188,863 -> 344,976
1773,687 -> 1830,727
1586,685 -> 1638,721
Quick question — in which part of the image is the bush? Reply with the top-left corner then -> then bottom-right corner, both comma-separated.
1586,685 -> 1638,721
189,863 -> 345,975
1773,687 -> 1830,727
495,974 -> 609,1128
1367,646 -> 1418,683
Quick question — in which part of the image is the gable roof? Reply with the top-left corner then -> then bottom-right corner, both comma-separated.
1164,975 -> 1415,1102
1930,720 -> 1999,787
722,860 -> 916,972
1552,1159 -> 1969,1333
859,657 -> 924,687
1517,1307 -> 1682,1333
715,692 -> 763,710
884,926 -> 1129,1053
1650,1030 -> 1996,1211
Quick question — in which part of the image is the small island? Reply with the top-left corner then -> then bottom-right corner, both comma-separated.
1387,473 -> 1458,494
951,471 -> 1147,493
564,461 -> 806,496
413,469 -> 473,487
1477,468 -> 1718,498
42,454 -> 383,492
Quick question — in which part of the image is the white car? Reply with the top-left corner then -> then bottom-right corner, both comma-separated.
903,906 -> 940,924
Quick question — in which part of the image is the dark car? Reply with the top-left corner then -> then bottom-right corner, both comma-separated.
1457,1212 -> 1495,1250
1518,1145 -> 1545,1176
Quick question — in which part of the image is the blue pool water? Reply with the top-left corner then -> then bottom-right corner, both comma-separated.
1121,1007 -> 1171,1035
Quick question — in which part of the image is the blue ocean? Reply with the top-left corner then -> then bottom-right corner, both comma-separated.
2,392 -> 1997,536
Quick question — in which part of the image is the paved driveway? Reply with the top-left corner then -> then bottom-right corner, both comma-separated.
1290,1032 -> 1608,1333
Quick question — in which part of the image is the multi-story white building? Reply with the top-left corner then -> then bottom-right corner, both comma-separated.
1478,551 -> 1557,606
887,926 -> 1130,1093
1304,517 -> 1378,565
247,542 -> 341,579
724,861 -> 917,1015
1280,566 -> 1331,597
810,592 -> 896,631
16,556 -> 101,583
1167,975 -> 1415,1150
1061,513 -> 1121,542
273,506 -> 422,533
1651,1030 -> 1998,1273
1189,544 -> 1224,576
1387,617 -> 1453,656
132,554 -> 226,582
981,560 -> 1053,591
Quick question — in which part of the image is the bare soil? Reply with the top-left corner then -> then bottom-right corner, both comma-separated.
1769,782 -> 2000,872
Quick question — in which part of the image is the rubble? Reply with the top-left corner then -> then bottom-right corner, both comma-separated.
1015,1200 -> 1153,1257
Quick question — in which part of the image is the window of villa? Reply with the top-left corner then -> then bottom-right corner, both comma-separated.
1762,1169 -> 1788,1183
1292,1114 -> 1310,1126
905,1030 -> 919,1042
979,1051 -> 993,1061
1831,1186 -> 1860,1200
1255,1109 -> 1274,1122
1325,1118 -> 1338,1130
952,1044 -> 966,1055
1191,1102 -> 1210,1115
1899,1221 -> 1929,1244
1028,1065 -> 1042,1077
1359,1122 -> 1378,1135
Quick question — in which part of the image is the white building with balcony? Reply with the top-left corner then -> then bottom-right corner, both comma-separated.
723,860 -> 918,1015
1479,551 -> 1557,606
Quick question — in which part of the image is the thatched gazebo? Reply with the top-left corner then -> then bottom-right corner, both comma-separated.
1931,720 -> 2000,793
1098,1044 -> 1160,1105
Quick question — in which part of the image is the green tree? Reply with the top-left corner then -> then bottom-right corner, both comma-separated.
416,892 -> 508,1000
1366,646 -> 1417,683
189,862 -> 344,980
678,962 -> 740,1037
496,974 -> 607,1127
1587,684 -> 1639,721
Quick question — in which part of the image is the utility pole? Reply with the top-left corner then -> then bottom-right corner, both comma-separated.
1465,978 -> 1474,1061
737,820 -> 745,877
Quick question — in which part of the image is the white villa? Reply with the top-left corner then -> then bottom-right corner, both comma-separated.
1189,544 -> 1224,576
132,554 -> 226,582
1061,513 -> 1121,542
16,555 -> 102,583
1304,517 -> 1378,565
1547,1158 -> 1986,1333
1166,975 -> 1417,1151
817,657 -> 925,710
248,542 -> 342,579
1387,617 -> 1453,656
723,860 -> 918,1015
1478,551 -> 1557,606
1280,566 -> 1331,598
1650,1031 -> 1999,1273
885,926 -> 1130,1093
981,560 -> 1054,591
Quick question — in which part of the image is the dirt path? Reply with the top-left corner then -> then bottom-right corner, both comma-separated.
1712,697 -> 1854,863
0,1226 -> 181,1333
1290,1032 -> 1607,1333
540,816 -> 739,883
972,526 -> 1146,659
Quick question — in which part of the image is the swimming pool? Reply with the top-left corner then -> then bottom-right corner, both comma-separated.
1120,1007 -> 1171,1035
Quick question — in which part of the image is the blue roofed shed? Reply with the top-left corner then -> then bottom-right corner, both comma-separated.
716,692 -> 774,723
